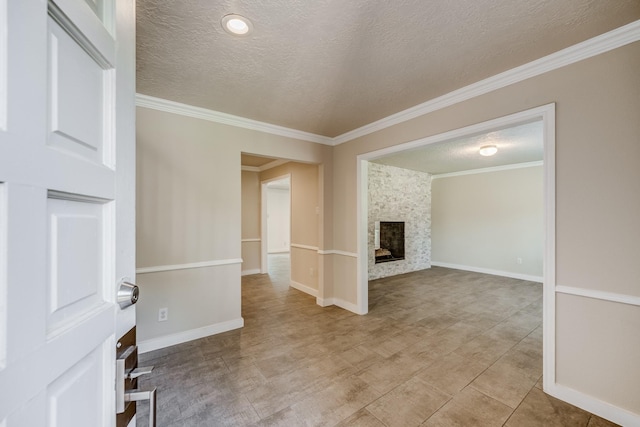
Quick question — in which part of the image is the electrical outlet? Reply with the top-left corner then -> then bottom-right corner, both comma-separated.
158,307 -> 168,322
517,257 -> 523,265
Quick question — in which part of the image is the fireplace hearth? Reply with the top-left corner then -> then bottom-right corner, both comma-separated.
375,221 -> 405,263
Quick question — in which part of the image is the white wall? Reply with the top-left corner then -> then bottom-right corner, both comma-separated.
431,165 -> 543,281
368,162 -> 431,280
267,187 -> 290,253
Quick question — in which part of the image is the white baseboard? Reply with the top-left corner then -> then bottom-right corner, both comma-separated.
138,318 -> 244,354
546,383 -> 640,426
241,268 -> 261,276
316,297 -> 333,307
316,297 -> 363,314
290,280 -> 318,297
431,261 -> 543,283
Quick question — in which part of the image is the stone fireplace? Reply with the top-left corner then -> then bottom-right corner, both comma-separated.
375,221 -> 405,263
368,162 -> 431,280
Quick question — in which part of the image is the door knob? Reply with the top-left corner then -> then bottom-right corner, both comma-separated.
118,280 -> 139,309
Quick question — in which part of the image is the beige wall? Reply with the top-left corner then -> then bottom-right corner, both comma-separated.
136,108 -> 332,347
261,162 -> 320,292
332,41 -> 640,418
135,39 -> 640,421
431,165 -> 543,279
241,170 -> 261,274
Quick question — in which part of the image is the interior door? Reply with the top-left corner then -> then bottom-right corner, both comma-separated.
0,0 -> 135,425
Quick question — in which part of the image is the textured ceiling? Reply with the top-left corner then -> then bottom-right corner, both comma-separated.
137,0 -> 640,138
372,120 -> 543,174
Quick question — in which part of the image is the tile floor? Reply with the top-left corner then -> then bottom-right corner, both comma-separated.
138,254 -> 618,426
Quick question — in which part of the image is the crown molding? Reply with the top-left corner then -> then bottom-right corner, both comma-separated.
331,19 -> 640,145
135,94 -> 334,146
136,20 -> 640,148
432,161 -> 543,179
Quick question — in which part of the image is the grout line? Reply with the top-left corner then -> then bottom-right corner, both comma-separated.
501,381 -> 540,426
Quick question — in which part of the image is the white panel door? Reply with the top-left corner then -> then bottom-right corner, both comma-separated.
0,0 -> 135,426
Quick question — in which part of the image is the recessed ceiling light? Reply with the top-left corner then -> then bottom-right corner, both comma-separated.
479,145 -> 498,156
221,14 -> 253,36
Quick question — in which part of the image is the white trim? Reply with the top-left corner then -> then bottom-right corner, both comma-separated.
290,280 -> 318,297
241,268 -> 261,276
555,286 -> 640,307
315,297 -> 363,314
136,94 -> 333,145
290,243 -> 319,251
241,238 -> 261,243
357,104 -> 556,346
241,159 -> 289,173
317,249 -> 358,258
432,161 -> 543,179
546,383 -> 640,427
136,258 -> 243,274
332,20 -> 640,145
360,105 -> 554,162
135,22 -> 640,148
431,262 -> 543,283
356,159 -> 369,315
138,318 -> 244,354
268,249 -> 289,254
316,297 -> 333,307
542,103 -> 557,393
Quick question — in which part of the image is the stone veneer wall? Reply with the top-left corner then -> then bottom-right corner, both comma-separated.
368,162 -> 431,280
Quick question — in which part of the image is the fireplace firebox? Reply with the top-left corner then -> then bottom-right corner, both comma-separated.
375,221 -> 405,263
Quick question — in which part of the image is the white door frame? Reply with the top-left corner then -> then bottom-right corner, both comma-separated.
356,103 -> 556,384
260,174 -> 291,274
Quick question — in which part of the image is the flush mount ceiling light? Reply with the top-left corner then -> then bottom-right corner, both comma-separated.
479,145 -> 498,156
221,14 -> 253,36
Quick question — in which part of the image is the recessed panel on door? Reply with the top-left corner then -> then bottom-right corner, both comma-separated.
47,16 -> 111,165
46,343 -> 109,427
47,195 -> 108,336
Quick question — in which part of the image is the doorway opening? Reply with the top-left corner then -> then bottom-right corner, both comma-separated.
262,175 -> 291,277
356,104 -> 556,389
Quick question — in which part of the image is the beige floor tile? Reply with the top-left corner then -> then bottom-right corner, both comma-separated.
421,387 -> 513,426
366,377 -> 450,427
470,335 -> 542,408
417,352 -> 489,396
587,414 -> 621,426
422,387 -> 512,427
139,257 -> 607,426
255,407 -> 304,427
290,375 -> 381,427
505,387 -> 591,426
470,363 -> 536,409
334,409 -> 387,427
356,350 -> 431,394
452,333 -> 518,365
338,344 -> 385,369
